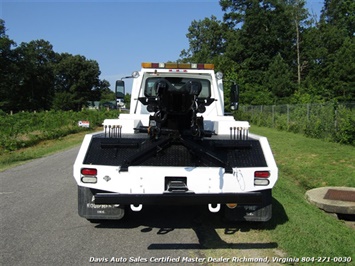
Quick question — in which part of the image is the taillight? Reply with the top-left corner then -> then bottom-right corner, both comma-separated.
81,168 -> 97,183
81,168 -> 97,176
254,171 -> 270,178
254,171 -> 270,186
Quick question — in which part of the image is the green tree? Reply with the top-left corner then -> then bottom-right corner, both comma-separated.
321,0 -> 355,37
327,37 -> 355,100
124,93 -> 131,109
179,0 -> 354,104
219,0 -> 297,104
286,0 -> 310,87
179,15 -> 225,63
99,87 -> 115,103
0,19 -> 17,112
301,0 -> 355,102
225,0 -> 294,74
94,79 -> 111,103
53,53 -> 101,111
51,91 -> 76,111
265,54 -> 295,102
0,19 -> 110,112
180,0 -> 302,105
14,40 -> 56,111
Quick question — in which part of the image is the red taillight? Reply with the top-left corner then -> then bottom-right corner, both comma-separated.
81,168 -> 97,176
254,171 -> 270,178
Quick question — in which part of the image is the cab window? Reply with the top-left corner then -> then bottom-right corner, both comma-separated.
144,77 -> 211,98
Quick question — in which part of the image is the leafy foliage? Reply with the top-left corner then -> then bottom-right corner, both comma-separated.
179,16 -> 226,63
237,102 -> 355,145
0,19 -> 111,113
53,53 -> 101,110
180,0 -> 355,105
0,110 -> 120,153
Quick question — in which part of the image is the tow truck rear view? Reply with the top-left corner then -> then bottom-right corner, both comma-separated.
73,62 -> 278,222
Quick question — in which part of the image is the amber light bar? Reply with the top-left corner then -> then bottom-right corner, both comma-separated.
141,62 -> 214,70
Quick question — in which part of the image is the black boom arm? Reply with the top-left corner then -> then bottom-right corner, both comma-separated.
138,78 -> 214,139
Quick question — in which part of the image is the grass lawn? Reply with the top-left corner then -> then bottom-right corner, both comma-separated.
250,125 -> 355,258
0,129 -> 96,171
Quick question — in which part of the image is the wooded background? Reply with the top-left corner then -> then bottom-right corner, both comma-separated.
1,0 -> 354,113
179,0 -> 354,106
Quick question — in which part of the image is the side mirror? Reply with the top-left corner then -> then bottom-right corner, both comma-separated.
115,80 -> 125,99
230,84 -> 239,110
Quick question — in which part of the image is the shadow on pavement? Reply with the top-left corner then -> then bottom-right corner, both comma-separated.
92,197 -> 288,250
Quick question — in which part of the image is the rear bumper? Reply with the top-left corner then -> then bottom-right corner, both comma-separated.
94,191 -> 263,205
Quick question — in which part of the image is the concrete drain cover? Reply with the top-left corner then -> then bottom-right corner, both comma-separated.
305,187 -> 355,215
324,189 -> 355,202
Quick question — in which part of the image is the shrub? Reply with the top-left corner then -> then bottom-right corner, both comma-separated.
237,102 -> 354,146
0,109 -> 120,152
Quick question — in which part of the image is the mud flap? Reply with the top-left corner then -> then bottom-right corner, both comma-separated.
78,186 -> 125,220
224,189 -> 272,222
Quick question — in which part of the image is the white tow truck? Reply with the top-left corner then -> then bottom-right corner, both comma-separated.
73,62 -> 278,222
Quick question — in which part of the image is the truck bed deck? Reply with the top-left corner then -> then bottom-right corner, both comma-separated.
83,133 -> 267,169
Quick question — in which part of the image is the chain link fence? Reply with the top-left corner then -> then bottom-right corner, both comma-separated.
236,102 -> 355,145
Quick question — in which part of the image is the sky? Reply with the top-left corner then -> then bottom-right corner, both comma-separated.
1,0 -> 323,93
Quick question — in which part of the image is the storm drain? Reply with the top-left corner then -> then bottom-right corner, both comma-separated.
305,186 -> 355,215
324,189 -> 355,202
